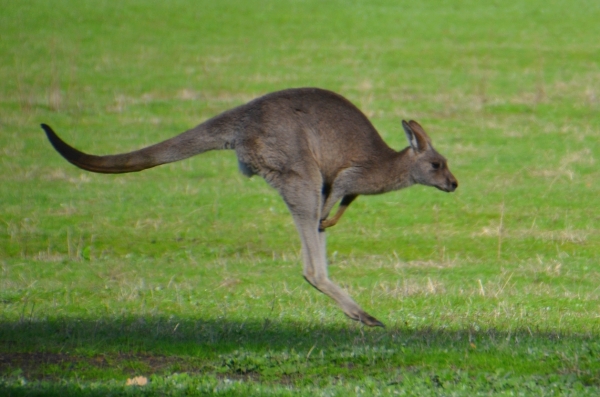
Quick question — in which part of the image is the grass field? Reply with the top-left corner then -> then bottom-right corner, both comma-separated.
2,0 -> 600,395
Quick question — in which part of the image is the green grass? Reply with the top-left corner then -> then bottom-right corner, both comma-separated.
2,0 -> 600,395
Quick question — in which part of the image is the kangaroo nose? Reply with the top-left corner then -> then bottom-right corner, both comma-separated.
450,180 -> 458,192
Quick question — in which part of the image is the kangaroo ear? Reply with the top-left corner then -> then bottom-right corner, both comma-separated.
402,120 -> 430,153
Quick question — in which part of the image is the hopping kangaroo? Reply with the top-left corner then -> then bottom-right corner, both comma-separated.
42,87 -> 457,327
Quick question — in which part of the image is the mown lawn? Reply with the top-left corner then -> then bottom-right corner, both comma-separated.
1,0 -> 600,395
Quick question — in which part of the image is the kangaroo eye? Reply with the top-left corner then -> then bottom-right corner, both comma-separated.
431,162 -> 441,170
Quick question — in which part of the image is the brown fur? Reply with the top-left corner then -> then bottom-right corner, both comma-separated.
42,87 -> 458,326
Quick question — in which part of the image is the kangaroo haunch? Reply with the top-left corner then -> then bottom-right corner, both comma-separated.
42,87 -> 458,327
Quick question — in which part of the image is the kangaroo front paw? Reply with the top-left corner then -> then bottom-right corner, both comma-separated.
319,218 -> 336,230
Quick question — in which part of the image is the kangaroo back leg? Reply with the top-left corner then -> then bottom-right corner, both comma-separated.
275,175 -> 383,326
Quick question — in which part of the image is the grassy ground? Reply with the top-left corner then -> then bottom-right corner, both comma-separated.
2,0 -> 600,395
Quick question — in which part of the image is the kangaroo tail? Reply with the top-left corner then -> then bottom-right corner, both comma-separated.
41,111 -> 239,174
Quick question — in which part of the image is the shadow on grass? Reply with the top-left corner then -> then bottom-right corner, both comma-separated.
2,314 -> 592,353
1,316 -> 599,395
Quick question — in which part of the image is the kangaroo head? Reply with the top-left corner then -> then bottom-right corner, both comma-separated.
402,120 -> 458,193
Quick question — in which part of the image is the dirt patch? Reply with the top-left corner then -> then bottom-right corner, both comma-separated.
0,352 -> 296,384
0,352 -> 196,380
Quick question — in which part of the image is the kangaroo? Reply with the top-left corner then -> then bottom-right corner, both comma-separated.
42,87 -> 458,327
